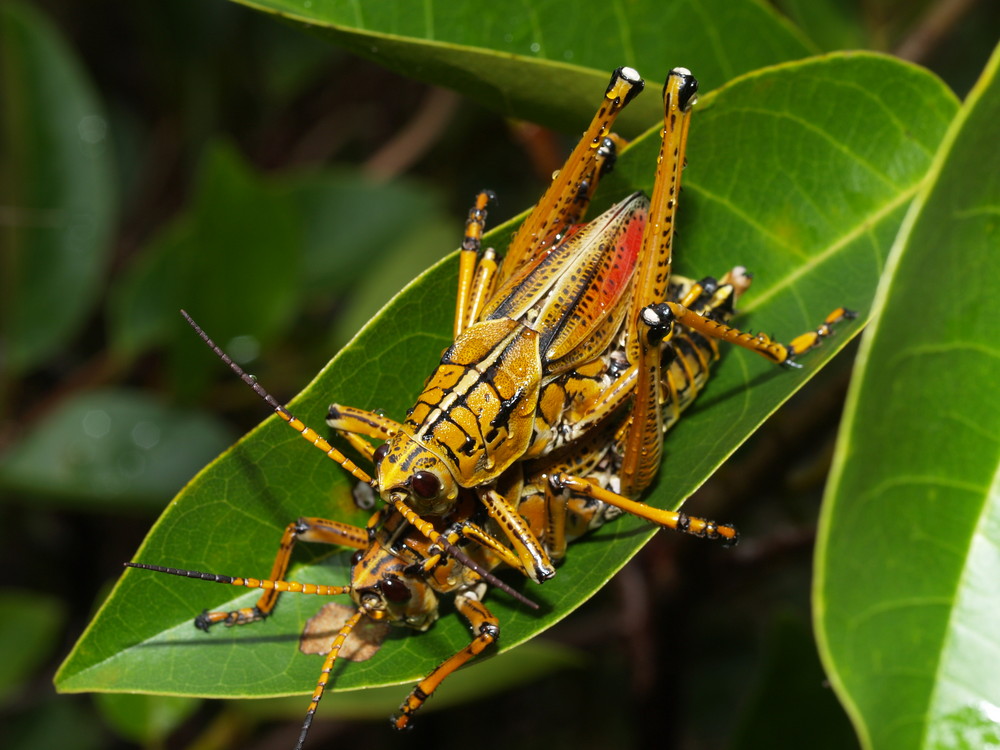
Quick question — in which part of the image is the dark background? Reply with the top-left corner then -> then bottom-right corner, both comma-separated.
2,1 -> 997,748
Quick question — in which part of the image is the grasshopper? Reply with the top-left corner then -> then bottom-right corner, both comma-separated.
131,343 -> 740,748
128,496 -> 515,747
134,59 -> 855,651
170,67 -> 851,599
124,264 -> 819,745
125,66 -> 855,741
314,67 -> 851,584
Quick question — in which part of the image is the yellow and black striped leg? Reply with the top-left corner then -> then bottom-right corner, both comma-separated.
542,482 -> 632,559
551,473 -> 739,546
124,561 -> 353,631
160,517 -> 367,629
387,498 -> 539,610
326,404 -> 402,461
785,307 -> 858,360
392,590 -> 499,730
326,404 -> 400,441
626,67 -> 698,316
477,485 -> 556,583
617,69 -> 698,497
498,66 -> 642,279
447,521 -> 527,574
621,304 -> 676,496
455,190 -> 495,338
665,302 -> 857,367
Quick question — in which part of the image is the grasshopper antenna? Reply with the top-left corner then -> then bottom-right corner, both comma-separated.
181,310 -> 373,485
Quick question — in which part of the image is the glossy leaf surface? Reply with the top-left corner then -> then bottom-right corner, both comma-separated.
58,55 -> 956,704
0,390 -> 234,510
815,43 -> 1000,750
231,0 -> 815,133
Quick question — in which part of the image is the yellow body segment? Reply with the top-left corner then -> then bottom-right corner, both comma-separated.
379,318 -> 542,493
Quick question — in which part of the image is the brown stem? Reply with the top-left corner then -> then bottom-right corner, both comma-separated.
893,0 -> 981,63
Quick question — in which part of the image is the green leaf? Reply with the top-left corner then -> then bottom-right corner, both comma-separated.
815,43 -> 1000,750
0,1 -> 116,375
772,0 -> 867,52
57,54 -> 956,719
0,389 -> 234,510
0,590 -> 64,704
108,142 -> 301,398
285,169 -> 444,299
231,0 -> 815,133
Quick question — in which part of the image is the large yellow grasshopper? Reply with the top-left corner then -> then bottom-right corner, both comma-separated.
165,66 -> 852,640
172,66 -> 852,611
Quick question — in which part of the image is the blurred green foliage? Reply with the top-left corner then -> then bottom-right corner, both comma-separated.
1,1 -> 997,748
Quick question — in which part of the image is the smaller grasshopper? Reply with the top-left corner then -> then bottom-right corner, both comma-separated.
129,495 -> 515,747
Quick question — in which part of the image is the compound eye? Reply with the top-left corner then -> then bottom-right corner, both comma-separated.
372,443 -> 389,467
410,470 -> 441,499
350,549 -> 364,566
380,576 -> 412,603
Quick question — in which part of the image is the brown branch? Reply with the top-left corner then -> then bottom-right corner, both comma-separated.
893,0 -> 981,63
362,87 -> 459,181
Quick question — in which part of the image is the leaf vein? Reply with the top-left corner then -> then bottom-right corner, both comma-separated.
610,0 -> 636,64
739,184 -> 919,312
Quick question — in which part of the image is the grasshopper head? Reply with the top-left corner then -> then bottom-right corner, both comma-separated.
348,545 -> 439,631
372,434 -> 459,515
